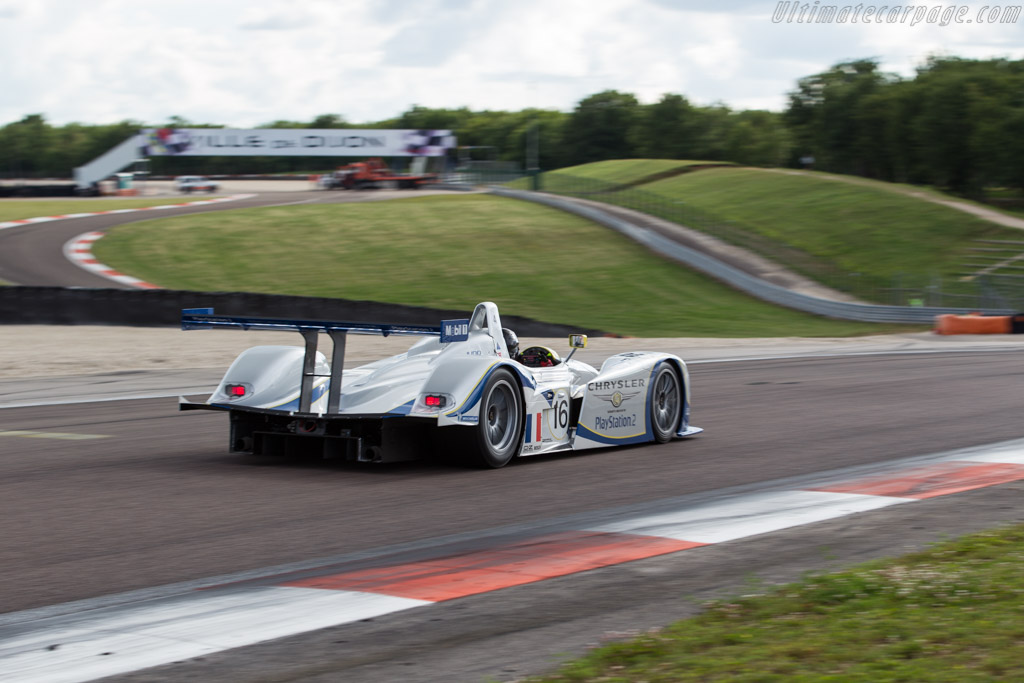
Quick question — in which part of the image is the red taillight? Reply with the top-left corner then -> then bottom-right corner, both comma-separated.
424,395 -> 444,407
226,384 -> 246,397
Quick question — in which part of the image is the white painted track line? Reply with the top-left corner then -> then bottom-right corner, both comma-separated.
1,587 -> 428,683
589,489 -> 910,544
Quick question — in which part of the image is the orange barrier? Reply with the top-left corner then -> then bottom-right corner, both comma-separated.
934,314 -> 1012,335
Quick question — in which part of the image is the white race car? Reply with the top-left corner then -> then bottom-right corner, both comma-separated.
180,302 -> 702,468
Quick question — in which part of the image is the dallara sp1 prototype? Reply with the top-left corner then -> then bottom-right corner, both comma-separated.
180,302 -> 702,468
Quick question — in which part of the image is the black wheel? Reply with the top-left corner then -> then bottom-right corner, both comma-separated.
472,368 -> 523,468
650,364 -> 682,443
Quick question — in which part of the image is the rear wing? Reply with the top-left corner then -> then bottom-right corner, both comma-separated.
181,308 -> 463,414
181,308 -> 442,337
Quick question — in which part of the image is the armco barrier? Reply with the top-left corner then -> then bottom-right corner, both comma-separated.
490,187 -> 1019,325
0,287 -> 605,337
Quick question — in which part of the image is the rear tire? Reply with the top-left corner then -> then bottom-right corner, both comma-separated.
471,368 -> 523,468
650,364 -> 682,443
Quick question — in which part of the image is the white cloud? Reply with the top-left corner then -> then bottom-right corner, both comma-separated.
238,7 -> 317,31
0,0 -> 1021,126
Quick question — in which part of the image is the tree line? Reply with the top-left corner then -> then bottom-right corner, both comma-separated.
2,56 -> 1021,196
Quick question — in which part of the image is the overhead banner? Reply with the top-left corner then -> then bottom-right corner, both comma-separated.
138,128 -> 456,157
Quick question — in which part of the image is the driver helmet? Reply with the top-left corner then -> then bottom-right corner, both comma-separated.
501,328 -> 520,359
519,346 -> 560,367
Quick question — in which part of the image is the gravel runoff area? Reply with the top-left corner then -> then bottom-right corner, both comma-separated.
2,325 -> 1021,381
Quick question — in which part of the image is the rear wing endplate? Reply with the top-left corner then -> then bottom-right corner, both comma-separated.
181,308 -> 444,414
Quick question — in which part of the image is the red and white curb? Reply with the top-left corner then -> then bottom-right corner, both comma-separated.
0,195 -> 253,232
3,195 -> 253,289
2,438 -> 1023,682
63,232 -> 162,289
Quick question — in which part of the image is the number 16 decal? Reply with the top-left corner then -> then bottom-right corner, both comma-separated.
549,392 -> 570,441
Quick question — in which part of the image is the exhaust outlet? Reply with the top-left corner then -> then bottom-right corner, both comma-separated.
359,445 -> 383,463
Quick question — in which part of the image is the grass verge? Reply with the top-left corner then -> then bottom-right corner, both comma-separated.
91,194 -> 920,338
508,160 -> 735,193
644,168 -> 1023,287
0,197 -> 223,223
525,163 -> 1024,305
530,523 -> 1024,682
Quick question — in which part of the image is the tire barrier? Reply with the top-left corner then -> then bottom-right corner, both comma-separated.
0,286 -> 606,337
934,313 -> 1024,335
490,187 -> 1019,325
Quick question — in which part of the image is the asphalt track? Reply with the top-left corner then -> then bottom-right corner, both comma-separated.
1,187 -> 1023,681
2,350 -> 1023,681
0,187 -> 444,287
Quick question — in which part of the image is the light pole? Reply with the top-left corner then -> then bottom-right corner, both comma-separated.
526,121 -> 540,191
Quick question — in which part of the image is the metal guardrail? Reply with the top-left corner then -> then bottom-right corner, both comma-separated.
490,187 -> 1018,324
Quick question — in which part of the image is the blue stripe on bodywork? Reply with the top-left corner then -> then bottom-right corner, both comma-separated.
389,399 -> 415,416
444,362 -> 498,418
444,362 -> 536,421
574,423 -> 651,446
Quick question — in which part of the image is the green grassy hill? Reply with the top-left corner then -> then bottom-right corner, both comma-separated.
530,162 -> 1024,305
92,194 -> 913,338
89,161 -> 1024,334
510,159 -> 734,193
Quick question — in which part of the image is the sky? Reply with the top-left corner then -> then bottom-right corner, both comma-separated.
1,0 -> 1022,128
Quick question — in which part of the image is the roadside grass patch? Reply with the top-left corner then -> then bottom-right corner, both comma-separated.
643,167 -> 1021,288
0,197 -> 223,223
530,524 -> 1024,682
526,162 -> 1024,304
91,194 -> 918,337
508,159 -> 734,193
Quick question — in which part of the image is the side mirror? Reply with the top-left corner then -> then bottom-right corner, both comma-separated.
565,334 -> 588,362
568,334 -> 588,349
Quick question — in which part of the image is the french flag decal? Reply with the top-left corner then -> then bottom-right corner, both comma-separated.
524,413 -> 543,443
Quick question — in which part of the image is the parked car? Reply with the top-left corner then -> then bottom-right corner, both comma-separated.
175,175 -> 220,193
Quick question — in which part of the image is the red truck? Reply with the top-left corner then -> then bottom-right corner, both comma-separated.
320,158 -> 437,190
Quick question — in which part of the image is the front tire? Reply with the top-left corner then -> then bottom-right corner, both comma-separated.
650,364 -> 682,443
471,368 -> 523,468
